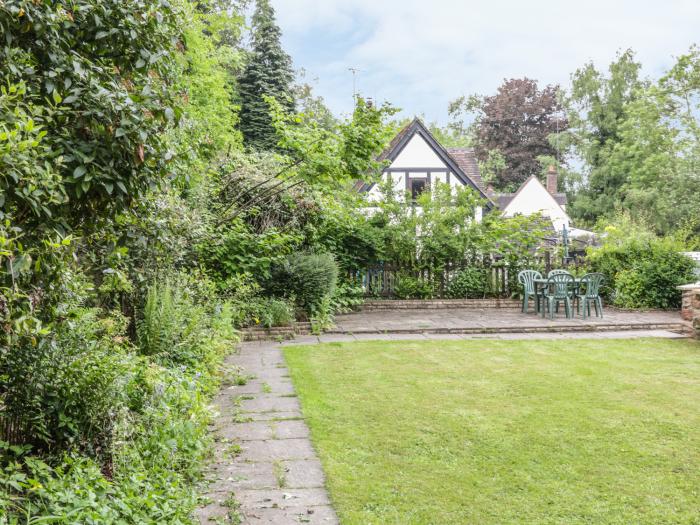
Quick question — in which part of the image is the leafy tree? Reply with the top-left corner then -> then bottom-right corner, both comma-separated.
267,96 -> 397,189
450,78 -> 566,191
567,47 -> 700,237
176,2 -> 244,161
0,1 -> 184,342
566,49 -> 646,224
614,48 -> 700,237
237,0 -> 294,150
165,1 -> 245,189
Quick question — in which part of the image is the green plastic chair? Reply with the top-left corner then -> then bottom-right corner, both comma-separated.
547,269 -> 572,278
548,269 -> 574,312
541,273 -> 575,319
577,273 -> 604,319
517,270 -> 542,313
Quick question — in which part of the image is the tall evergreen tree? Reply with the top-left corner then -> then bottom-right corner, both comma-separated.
238,0 -> 295,151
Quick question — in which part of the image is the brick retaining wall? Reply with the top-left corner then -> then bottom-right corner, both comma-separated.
242,322 -> 312,341
361,298 -> 522,310
679,284 -> 700,337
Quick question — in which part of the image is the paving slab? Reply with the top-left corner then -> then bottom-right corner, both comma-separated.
206,461 -> 277,492
242,504 -> 338,524
270,419 -> 311,440
238,438 -> 318,462
240,395 -> 301,414
282,459 -> 328,488
235,487 -> 332,509
247,410 -> 306,422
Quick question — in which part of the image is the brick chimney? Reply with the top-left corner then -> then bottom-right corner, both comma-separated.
546,165 -> 558,194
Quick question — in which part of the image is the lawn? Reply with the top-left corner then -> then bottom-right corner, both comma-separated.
284,338 -> 700,525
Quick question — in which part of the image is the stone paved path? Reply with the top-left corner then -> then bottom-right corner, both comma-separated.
196,342 -> 339,525
197,328 -> 687,524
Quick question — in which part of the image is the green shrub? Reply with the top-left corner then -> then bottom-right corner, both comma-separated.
310,295 -> 335,334
446,267 -> 489,298
0,308 -> 136,456
136,275 -> 236,370
0,359 -> 218,523
587,232 -> 695,309
0,276 -> 238,523
267,252 -> 339,313
393,273 -> 434,299
259,298 -> 295,328
330,280 -> 365,313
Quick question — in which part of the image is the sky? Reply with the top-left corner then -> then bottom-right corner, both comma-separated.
273,0 -> 700,124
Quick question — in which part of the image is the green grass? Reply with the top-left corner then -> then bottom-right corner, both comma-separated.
284,338 -> 700,525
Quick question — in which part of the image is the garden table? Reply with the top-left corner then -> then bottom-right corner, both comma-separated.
533,277 -> 583,314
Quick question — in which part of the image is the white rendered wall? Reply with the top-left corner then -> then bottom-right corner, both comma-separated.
502,178 -> 570,231
432,172 -> 447,185
391,133 -> 445,168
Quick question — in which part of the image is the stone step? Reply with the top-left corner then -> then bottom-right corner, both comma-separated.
326,322 -> 687,336
241,322 -> 313,342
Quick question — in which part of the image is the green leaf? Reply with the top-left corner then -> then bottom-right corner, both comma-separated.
73,166 -> 86,178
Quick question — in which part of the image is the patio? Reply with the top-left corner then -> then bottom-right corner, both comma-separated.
330,306 -> 685,336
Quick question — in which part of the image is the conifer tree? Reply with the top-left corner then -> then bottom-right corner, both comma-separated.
238,0 -> 295,150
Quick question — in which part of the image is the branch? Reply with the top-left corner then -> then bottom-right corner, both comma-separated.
227,180 -> 305,223
216,156 -> 305,219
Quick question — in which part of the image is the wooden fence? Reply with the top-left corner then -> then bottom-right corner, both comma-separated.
350,253 -> 587,298
0,412 -> 31,446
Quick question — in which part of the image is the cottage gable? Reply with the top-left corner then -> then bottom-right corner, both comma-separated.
390,132 -> 445,168
501,175 -> 570,231
364,118 -> 492,205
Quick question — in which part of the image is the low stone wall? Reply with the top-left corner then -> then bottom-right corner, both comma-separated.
361,298 -> 522,310
242,322 -> 312,342
679,284 -> 700,337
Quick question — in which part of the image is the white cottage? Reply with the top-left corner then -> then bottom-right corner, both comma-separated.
354,118 -> 493,219
357,118 -> 588,236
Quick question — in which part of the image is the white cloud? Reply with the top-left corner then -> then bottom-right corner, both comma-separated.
274,0 -> 700,122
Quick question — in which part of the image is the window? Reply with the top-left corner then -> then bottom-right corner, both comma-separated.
410,178 -> 427,201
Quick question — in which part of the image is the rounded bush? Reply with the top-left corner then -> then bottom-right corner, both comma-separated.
267,252 -> 339,313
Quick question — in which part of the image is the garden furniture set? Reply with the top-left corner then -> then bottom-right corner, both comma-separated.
517,270 -> 604,320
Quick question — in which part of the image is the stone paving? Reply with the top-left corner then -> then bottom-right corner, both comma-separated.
196,342 -> 339,525
331,306 -> 684,335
